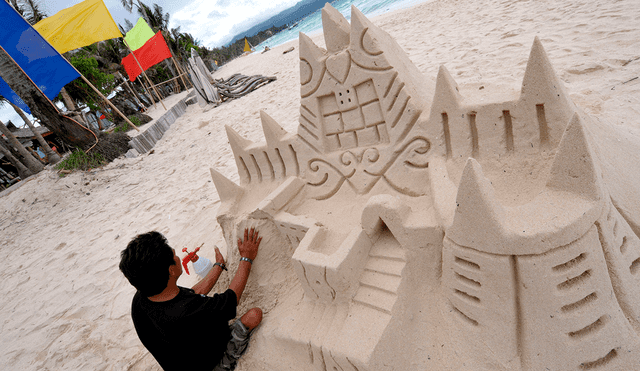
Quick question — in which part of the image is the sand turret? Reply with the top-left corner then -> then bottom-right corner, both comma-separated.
207,4 -> 640,370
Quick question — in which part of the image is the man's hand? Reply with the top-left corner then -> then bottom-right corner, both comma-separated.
214,246 -> 225,265
238,228 -> 261,261
192,245 -> 224,295
230,228 -> 262,302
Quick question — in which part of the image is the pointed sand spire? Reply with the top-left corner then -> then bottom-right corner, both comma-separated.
349,5 -> 375,51
210,168 -> 244,203
350,4 -> 372,33
225,125 -> 254,153
433,65 -> 462,107
546,113 -> 601,200
521,37 -> 569,100
448,158 -> 505,246
260,110 -> 289,146
299,32 -> 327,63
322,4 -> 350,54
299,32 -> 328,97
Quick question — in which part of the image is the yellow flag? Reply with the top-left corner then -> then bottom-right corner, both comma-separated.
34,0 -> 123,54
124,18 -> 155,51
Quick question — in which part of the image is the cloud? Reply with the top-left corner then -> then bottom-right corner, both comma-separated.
207,10 -> 227,19
171,0 -> 299,47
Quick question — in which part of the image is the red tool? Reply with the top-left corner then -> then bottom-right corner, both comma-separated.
181,243 -> 204,275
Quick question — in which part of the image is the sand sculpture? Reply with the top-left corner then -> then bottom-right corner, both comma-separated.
208,4 -> 640,370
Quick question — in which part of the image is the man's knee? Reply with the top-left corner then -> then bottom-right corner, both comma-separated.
240,307 -> 262,330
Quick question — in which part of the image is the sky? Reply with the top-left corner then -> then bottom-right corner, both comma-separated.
42,0 -> 301,48
1,0 -> 301,125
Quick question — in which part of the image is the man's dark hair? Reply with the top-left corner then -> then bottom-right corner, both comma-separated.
119,231 -> 175,297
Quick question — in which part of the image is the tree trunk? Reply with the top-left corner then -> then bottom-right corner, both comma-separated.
117,72 -> 146,110
0,48 -> 96,150
0,119 -> 44,173
59,86 -> 86,125
8,101 -> 61,164
60,86 -> 77,111
0,138 -> 32,179
163,59 -> 181,92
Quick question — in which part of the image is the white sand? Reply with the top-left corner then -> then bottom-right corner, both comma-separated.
1,0 -> 639,369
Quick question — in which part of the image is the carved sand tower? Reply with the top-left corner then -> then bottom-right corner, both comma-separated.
209,4 -> 640,370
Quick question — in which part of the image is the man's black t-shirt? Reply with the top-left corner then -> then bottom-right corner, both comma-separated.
131,287 -> 237,371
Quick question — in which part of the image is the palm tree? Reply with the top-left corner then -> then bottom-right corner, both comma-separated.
137,2 -> 169,31
136,2 -> 182,86
0,48 -> 96,149
119,0 -> 143,15
0,95 -> 60,164
0,138 -> 32,179
0,118 -> 43,174
19,0 -> 46,24
120,0 -> 150,24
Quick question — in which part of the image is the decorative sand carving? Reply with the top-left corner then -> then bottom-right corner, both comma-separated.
210,4 -> 640,370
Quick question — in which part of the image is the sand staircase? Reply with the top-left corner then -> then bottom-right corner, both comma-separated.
353,228 -> 406,314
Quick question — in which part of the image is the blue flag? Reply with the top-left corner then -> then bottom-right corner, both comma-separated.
0,78 -> 31,113
0,1 -> 80,114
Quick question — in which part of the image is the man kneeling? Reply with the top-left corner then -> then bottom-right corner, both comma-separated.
119,228 -> 263,371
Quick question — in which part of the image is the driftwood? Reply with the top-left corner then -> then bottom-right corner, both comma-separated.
187,48 -> 276,107
212,73 -> 277,100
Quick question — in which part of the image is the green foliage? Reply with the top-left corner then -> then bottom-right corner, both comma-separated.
56,148 -> 105,172
113,124 -> 129,133
129,116 -> 142,126
65,54 -> 117,111
33,1 -> 287,118
113,115 -> 142,133
151,65 -> 171,84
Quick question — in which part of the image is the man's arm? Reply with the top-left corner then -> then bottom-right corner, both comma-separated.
192,246 -> 225,295
229,228 -> 261,302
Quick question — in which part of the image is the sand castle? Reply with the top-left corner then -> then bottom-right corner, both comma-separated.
209,4 -> 640,370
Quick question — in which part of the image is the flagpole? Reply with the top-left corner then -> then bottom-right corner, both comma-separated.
137,71 -> 158,109
172,56 -> 191,90
117,72 -> 146,111
123,39 -> 167,111
62,63 -> 140,131
0,44 -> 139,135
178,59 -> 193,88
78,74 -> 139,131
25,41 -> 141,132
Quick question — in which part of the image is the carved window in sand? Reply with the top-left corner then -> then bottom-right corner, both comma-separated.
319,79 -> 390,152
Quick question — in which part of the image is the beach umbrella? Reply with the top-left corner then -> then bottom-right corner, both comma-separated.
244,38 -> 253,53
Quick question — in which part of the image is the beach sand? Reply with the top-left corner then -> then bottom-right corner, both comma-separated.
1,0 -> 639,369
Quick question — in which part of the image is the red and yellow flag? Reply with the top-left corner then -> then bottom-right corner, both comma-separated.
124,18 -> 155,51
122,31 -> 172,81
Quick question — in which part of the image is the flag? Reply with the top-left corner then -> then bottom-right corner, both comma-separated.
122,31 -> 172,81
0,1 -> 81,113
124,18 -> 155,51
0,79 -> 31,114
34,0 -> 122,54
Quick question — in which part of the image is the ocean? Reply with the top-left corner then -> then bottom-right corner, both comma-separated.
255,0 -> 433,50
